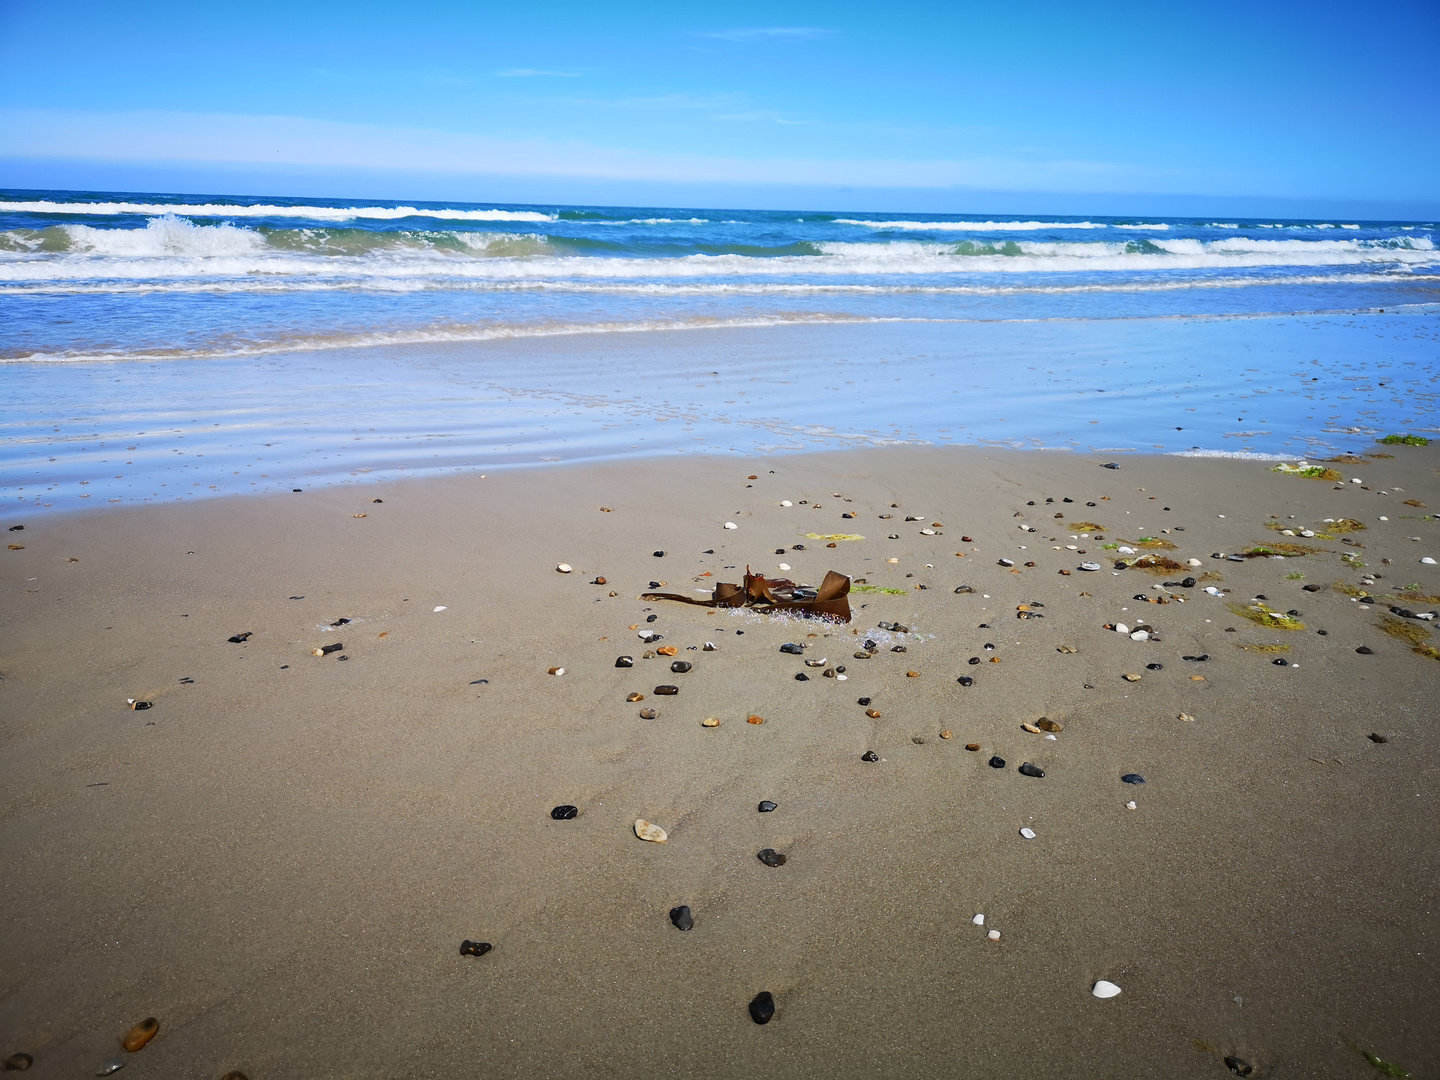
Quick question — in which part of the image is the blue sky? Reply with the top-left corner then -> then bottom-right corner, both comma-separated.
1,0 -> 1437,212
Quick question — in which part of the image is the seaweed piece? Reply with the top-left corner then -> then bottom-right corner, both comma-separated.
1123,536 -> 1177,550
1128,555 -> 1186,575
1347,1040 -> 1412,1077
1378,616 -> 1431,647
852,585 -> 908,595
1236,643 -> 1291,653
1414,643 -> 1440,662
1228,602 -> 1304,630
1331,581 -> 1367,598
1326,518 -> 1367,534
1066,521 -> 1105,532
1396,590 -> 1440,604
1272,463 -> 1343,481
1377,434 -> 1428,446
1326,454 -> 1370,464
1402,499 -> 1426,508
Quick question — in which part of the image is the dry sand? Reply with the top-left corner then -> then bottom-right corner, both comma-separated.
2,445 -> 1438,1079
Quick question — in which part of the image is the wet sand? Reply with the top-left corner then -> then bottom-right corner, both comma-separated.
1,444 -> 1437,1078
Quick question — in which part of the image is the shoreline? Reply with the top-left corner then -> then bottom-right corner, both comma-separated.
3,443 -> 1437,1077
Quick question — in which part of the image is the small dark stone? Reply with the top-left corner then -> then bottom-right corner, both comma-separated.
1102,462 -> 1120,469
1356,645 -> 1373,654
857,697 -> 872,706
1317,629 -> 1328,635
890,645 -> 907,653
780,643 -> 805,655
331,617 -> 351,626
836,665 -> 846,673
639,708 -> 657,718
795,672 -> 809,681
988,756 -> 1006,769
1224,1056 -> 1254,1077
227,632 -> 253,643
459,940 -> 492,957
862,639 -> 879,651
1121,773 -> 1146,785
654,685 -> 679,695
1272,658 -> 1288,666
957,676 -> 974,687
793,544 -> 805,550
757,849 -> 786,867
1182,576 -> 1196,587
954,585 -> 975,594
1287,609 -> 1300,617
1255,594 -> 1266,601
3,1053 -> 33,1071
646,614 -> 658,623
749,991 -> 776,1024
1302,584 -> 1322,592
1368,732 -> 1388,743
861,750 -> 878,761
131,701 -> 152,711
775,548 -> 786,555
616,655 -> 634,667
653,551 -> 665,557
1146,663 -> 1163,671
1358,596 -> 1375,605
671,660 -> 692,673
968,656 -> 981,665
1018,762 -> 1045,778
469,678 -> 489,685
758,800 -> 777,813
7,525 -> 23,532
669,905 -> 694,931
550,804 -> 578,820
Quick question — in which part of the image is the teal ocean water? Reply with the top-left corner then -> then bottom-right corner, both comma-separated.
2,189 -> 1438,515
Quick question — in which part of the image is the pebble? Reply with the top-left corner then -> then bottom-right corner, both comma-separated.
940,730 -> 953,739
1272,658 -> 1288,666
1126,800 -> 1137,810
669,905 -> 694,931
1037,718 -> 1063,732
121,1019 -> 158,1053
654,685 -> 679,695
795,673 -> 809,681
1424,557 -> 1436,565
313,643 -> 343,656
556,563 -> 572,573
857,697 -> 872,706
966,743 -> 981,751
1122,673 -> 1141,682
957,676 -> 974,686
616,656 -> 634,667
758,800 -> 777,812
1091,980 -> 1122,999
1146,662 -> 1163,671
1079,562 -> 1102,571
780,642 -> 805,655
865,709 -> 881,719
433,606 -> 447,612
724,522 -> 738,529
998,558 -> 1015,567
756,849 -> 787,867
987,929 -> 1001,941
989,756 -> 1006,769
1356,646 -> 1373,654
906,670 -> 920,678
550,805 -> 578,820
657,645 -> 678,656
1130,630 -> 1149,641
548,666 -> 565,676
592,576 -> 607,585
96,1059 -> 125,1076
704,642 -> 717,651
670,660 -> 692,673
749,991 -> 776,1024
747,714 -> 765,724
1019,827 -> 1037,839
1224,1056 -> 1254,1077
1368,733 -> 1388,743
227,631 -> 253,643
1021,723 -> 1042,733
653,550 -> 665,557
460,940 -> 493,956
626,692 -> 645,702
1056,644 -> 1078,653
1018,762 -> 1045,778
129,700 -> 152,711
702,717 -> 721,727
861,750 -> 879,761
972,913 -> 985,925
634,819 -> 668,843
639,708 -> 657,719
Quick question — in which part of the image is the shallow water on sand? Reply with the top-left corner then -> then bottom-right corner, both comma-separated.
2,310 -> 1437,520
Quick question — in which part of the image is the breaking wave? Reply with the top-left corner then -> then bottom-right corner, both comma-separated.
0,198 -> 557,223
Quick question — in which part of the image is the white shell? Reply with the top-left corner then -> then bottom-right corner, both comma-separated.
1379,516 -> 1388,521
1187,558 -> 1203,567
1092,980 -> 1122,999
724,521 -> 738,529
1019,827 -> 1037,839
1130,630 -> 1149,641
835,673 -> 848,680
1079,561 -> 1102,571
433,605 -> 447,612
920,528 -> 935,535
1423,557 -> 1437,565
778,562 -> 791,570
1117,545 -> 1136,554
987,929 -> 1001,940
1114,622 -> 1130,634
1204,586 -> 1221,595
1126,800 -> 1137,810
780,500 -> 793,507
972,913 -> 985,925
1301,530 -> 1315,537
1351,477 -> 1362,484
556,562 -> 572,573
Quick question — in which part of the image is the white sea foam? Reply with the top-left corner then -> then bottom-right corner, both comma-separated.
0,198 -> 557,223
1171,449 -> 1290,460
835,219 -> 1109,231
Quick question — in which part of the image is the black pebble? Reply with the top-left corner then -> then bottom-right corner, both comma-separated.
1303,584 -> 1321,592
989,755 -> 1006,769
780,643 -> 805,655
861,750 -> 878,761
1356,646 -> 1373,654
653,551 -> 665,557
654,685 -> 679,695
1317,630 -> 1328,635
550,804 -> 578,820
1272,658 -> 1288,666
775,548 -> 786,554
1287,609 -> 1299,617
1146,663 -> 1163,671
968,656 -> 981,665
1225,1056 -> 1254,1077
793,544 -> 806,550
835,665 -> 846,673
616,656 -> 634,667
459,940 -> 492,957
132,701 -> 152,711
857,697 -> 872,706
795,672 -> 809,681
671,660 -> 692,673
757,849 -> 786,867
749,991 -> 776,1025
758,800 -> 777,813
1182,576 -> 1196,587
957,676 -> 974,687
469,678 -> 489,685
669,905 -> 694,932
649,580 -> 662,588
1018,762 -> 1045,778
1368,733 -> 1388,743
1121,773 -> 1146,785
646,614 -> 658,623
1255,594 -> 1266,600
7,525 -> 23,531
227,632 -> 252,643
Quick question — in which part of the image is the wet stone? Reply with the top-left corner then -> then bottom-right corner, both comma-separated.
616,656 -> 634,667
460,940 -> 493,957
989,756 -> 1006,769
654,685 -> 679,695
749,991 -> 776,1025
670,660 -> 692,673
626,692 -> 645,702
1018,762 -> 1045,778
757,849 -> 787,867
640,708 -> 657,719
795,673 -> 809,681
1356,646 -> 1373,654
1224,1056 -> 1254,1077
1121,773 -> 1146,785
857,697 -> 872,706
1272,658 -> 1289,666
865,709 -> 881,718
702,717 -> 721,727
1368,733 -> 1388,743
669,905 -> 694,932
957,676 -> 974,687
780,643 -> 805,655
1146,663 -> 1164,671
758,800 -> 777,813
861,750 -> 879,761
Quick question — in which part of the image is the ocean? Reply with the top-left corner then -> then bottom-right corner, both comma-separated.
2,189 -> 1438,516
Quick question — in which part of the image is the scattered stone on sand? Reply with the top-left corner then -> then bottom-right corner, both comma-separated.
780,642 -> 805,655
757,849 -> 787,867
747,714 -> 765,725
1021,722 -> 1041,733
857,697 -> 871,706
639,708 -> 657,719
1057,644 -> 1078,653
669,905 -> 694,931
1091,980 -> 1122,999
749,991 -> 776,1025
972,913 -> 985,925
1018,762 -> 1046,778
550,805 -> 578,820
989,756 -> 1006,769
121,1019 -> 158,1053
865,709 -> 881,719
1122,673 -> 1142,682
592,576 -> 607,585
3,1053 -> 33,1071
987,929 -> 1001,940
957,676 -> 974,686
702,716 -> 721,727
966,743 -> 981,751
1037,718 -> 1063,733
1121,773 -> 1146,785
1224,1056 -> 1255,1077
547,666 -> 565,676
1019,827 -> 1037,839
940,730 -> 953,739
670,660 -> 692,673
657,645 -> 678,656
724,522 -> 738,530
227,632 -> 252,643
616,656 -> 634,668
96,1059 -> 125,1076
1126,800 -> 1138,810
626,692 -> 645,702
460,940 -> 493,956
635,819 -> 668,843
795,672 -> 809,681
654,685 -> 679,695
861,750 -> 879,762
1356,646 -> 1373,654
556,563 -> 572,573
758,800 -> 777,813
128,700 -> 152,711
1368,733 -> 1388,743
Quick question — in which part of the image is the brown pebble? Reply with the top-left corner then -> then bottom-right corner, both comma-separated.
1037,718 -> 1063,733
1190,675 -> 1206,681
965,743 -> 981,751
747,714 -> 765,725
547,666 -> 565,676
1368,732 -> 1388,743
657,645 -> 678,656
1056,644 -> 1077,654
827,542 -> 837,548
1058,569 -> 1071,575
939,730 -> 952,739
626,692 -> 645,701
593,576 -> 607,585
3,1053 -> 34,1071
121,1018 -> 158,1052
639,708 -> 657,719
865,709 -> 881,718
1122,673 -> 1142,682
906,670 -> 920,678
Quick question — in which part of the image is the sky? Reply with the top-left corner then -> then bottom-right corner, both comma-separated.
1,0 -> 1437,213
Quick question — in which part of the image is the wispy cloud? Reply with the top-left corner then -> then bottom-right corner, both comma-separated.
702,27 -> 834,42
496,68 -> 580,78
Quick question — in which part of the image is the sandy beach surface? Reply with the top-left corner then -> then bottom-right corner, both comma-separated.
2,444 -> 1437,1078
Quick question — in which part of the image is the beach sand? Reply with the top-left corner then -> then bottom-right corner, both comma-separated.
2,444 -> 1437,1078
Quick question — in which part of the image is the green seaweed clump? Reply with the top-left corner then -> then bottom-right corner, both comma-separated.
1325,517 -> 1366,534
1272,463 -> 1343,481
1377,434 -> 1428,446
1229,602 -> 1304,630
1237,642 -> 1291,653
852,585 -> 907,595
1347,1040 -> 1412,1077
1379,615 -> 1431,647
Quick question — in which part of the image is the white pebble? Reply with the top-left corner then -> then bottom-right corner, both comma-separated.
1300,530 -> 1315,537
780,500 -> 793,507
987,929 -> 1001,941
1092,980 -> 1122,999
1126,800 -> 1137,810
1423,557 -> 1436,565
724,521 -> 738,530
1187,558 -> 1203,567
556,562 -> 572,574
1379,516 -> 1388,521
1114,623 -> 1130,634
1045,734 -> 1057,741
1130,630 -> 1149,641
1019,827 -> 1037,839
777,562 -> 791,570
835,673 -> 848,680
972,913 -> 985,925
433,606 -> 447,612
1351,477 -> 1362,484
